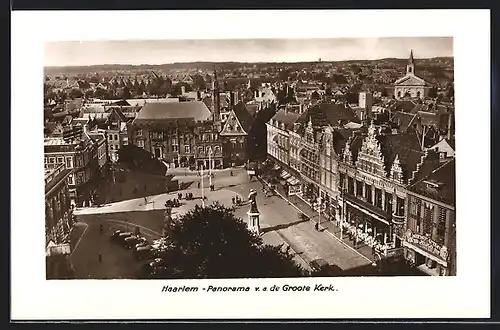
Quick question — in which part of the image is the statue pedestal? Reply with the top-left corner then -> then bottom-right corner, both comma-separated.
247,211 -> 261,235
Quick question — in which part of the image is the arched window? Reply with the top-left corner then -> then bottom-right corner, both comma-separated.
397,91 -> 401,98
416,91 -> 421,98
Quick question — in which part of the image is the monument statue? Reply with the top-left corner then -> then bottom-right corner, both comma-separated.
247,189 -> 260,234
248,189 -> 259,213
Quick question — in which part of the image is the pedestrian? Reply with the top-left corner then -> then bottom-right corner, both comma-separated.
99,224 -> 103,235
144,196 -> 147,204
314,222 -> 319,231
98,254 -> 102,263
197,182 -> 201,189
178,193 -> 182,200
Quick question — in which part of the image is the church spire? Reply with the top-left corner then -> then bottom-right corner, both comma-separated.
407,49 -> 415,75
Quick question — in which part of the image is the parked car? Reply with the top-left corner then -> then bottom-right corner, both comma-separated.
110,230 -> 122,242
124,235 -> 145,249
135,240 -> 148,249
133,246 -> 153,260
114,232 -> 133,244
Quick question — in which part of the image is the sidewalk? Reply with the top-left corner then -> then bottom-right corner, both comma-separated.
259,176 -> 376,264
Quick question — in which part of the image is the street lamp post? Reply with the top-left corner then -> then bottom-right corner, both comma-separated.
208,147 -> 213,189
200,164 -> 205,207
317,196 -> 322,230
340,187 -> 346,240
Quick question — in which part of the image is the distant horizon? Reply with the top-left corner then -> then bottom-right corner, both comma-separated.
43,55 -> 454,69
44,37 -> 453,67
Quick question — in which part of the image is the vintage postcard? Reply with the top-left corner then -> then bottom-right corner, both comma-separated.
11,9 -> 490,320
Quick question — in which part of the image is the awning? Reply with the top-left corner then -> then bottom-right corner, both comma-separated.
286,176 -> 295,184
345,199 -> 391,225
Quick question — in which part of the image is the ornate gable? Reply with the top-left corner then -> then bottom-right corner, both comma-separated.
390,154 -> 404,184
220,110 -> 248,136
343,139 -> 352,164
356,122 -> 387,177
395,74 -> 427,87
322,126 -> 337,157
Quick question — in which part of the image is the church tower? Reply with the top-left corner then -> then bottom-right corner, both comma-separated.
212,65 -> 221,122
407,49 -> 415,75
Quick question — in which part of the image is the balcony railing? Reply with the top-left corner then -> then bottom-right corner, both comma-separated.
392,210 -> 405,225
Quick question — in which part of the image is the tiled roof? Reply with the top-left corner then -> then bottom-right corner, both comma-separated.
391,111 -> 419,131
270,109 -> 302,130
410,158 -> 455,206
298,103 -> 358,128
112,100 -> 131,106
133,101 -> 212,123
390,100 -> 416,113
376,130 -> 424,181
409,150 -> 441,185
232,102 -> 253,132
446,138 -> 455,150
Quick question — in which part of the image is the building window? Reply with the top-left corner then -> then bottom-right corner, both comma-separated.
184,145 -> 191,153
198,146 -> 203,154
172,145 -> 179,152
49,157 -> 55,164
67,174 -> 74,185
114,134 -> 118,140
215,146 -> 221,154
57,157 -> 64,163
108,134 -> 113,140
137,129 -> 143,137
44,158 -> 47,164
137,140 -> 145,148
66,157 -> 73,168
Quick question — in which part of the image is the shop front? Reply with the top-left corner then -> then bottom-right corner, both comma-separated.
403,229 -> 450,276
340,201 -> 397,255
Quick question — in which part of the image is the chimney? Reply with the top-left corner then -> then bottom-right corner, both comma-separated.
230,92 -> 235,107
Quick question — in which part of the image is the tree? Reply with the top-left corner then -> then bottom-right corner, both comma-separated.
192,74 -> 206,91
147,203 -> 308,279
69,88 -> 83,99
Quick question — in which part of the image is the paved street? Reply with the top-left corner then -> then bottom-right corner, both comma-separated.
74,187 -> 243,216
226,177 -> 373,270
72,167 -> 372,277
70,219 -> 146,279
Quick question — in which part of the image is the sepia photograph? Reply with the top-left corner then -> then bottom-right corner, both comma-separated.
43,37 -> 456,280
12,9 -> 490,320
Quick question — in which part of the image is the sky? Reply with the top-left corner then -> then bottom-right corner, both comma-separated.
44,37 -> 453,67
